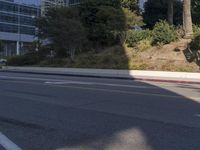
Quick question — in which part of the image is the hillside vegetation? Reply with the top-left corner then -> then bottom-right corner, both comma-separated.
34,39 -> 199,72
5,0 -> 200,72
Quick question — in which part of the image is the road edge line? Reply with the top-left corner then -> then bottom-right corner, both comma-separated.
0,132 -> 22,150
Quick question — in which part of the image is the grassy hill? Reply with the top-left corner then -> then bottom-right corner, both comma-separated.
38,39 -> 200,72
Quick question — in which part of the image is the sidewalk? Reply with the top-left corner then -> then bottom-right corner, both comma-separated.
1,66 -> 200,84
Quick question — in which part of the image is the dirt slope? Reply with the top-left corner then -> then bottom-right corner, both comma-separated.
128,39 -> 200,72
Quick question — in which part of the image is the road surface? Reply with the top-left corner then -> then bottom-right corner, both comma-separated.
0,71 -> 200,150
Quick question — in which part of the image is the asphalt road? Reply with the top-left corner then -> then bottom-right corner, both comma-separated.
0,71 -> 200,150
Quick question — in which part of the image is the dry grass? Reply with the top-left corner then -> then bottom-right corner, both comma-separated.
39,39 -> 200,72
126,39 -> 200,72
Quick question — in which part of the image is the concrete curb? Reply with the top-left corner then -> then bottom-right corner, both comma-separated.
1,66 -> 200,84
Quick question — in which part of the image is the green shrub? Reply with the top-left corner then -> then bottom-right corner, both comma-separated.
188,35 -> 200,65
193,25 -> 200,37
7,52 -> 40,66
126,29 -> 152,47
136,38 -> 152,51
39,58 -> 68,67
190,34 -> 200,51
152,21 -> 178,45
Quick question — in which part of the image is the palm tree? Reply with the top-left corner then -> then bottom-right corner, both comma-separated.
168,0 -> 174,24
183,0 -> 193,38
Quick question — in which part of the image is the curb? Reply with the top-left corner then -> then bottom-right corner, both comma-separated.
1,69 -> 200,85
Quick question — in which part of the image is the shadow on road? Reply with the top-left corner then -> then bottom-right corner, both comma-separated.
0,74 -> 200,150
52,82 -> 200,150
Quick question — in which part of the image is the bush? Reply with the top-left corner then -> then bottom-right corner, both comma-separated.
190,34 -> 200,51
39,58 -> 68,67
188,35 -> 200,65
7,52 -> 40,66
152,21 -> 178,45
193,25 -> 200,37
136,39 -> 152,51
126,29 -> 152,47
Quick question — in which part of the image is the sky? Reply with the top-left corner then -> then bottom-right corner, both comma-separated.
139,0 -> 147,9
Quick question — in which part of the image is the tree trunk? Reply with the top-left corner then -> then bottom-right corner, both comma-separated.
69,48 -> 75,62
168,0 -> 174,25
183,0 -> 193,38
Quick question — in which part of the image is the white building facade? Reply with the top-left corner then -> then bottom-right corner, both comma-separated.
0,0 -> 40,57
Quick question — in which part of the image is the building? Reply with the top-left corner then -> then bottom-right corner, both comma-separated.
41,0 -> 67,15
0,0 -> 82,58
41,0 -> 80,15
0,0 -> 40,57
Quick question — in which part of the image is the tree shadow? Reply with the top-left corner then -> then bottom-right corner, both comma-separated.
0,73 -> 200,150
1,0 -> 200,150
49,81 -> 200,150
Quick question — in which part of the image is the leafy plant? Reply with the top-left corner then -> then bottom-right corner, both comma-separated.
7,51 -> 40,66
193,24 -> 200,37
120,0 -> 139,12
79,0 -> 126,47
185,34 -> 200,66
123,8 -> 143,29
152,21 -> 178,45
136,39 -> 152,51
126,29 -> 152,47
192,0 -> 200,25
190,34 -> 200,50
38,7 -> 86,61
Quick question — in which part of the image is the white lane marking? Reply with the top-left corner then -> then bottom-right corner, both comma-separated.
0,75 -> 155,89
0,75 -> 57,82
0,132 -> 22,150
1,75 -> 199,88
45,81 -> 156,89
45,81 -> 94,85
195,114 -> 200,117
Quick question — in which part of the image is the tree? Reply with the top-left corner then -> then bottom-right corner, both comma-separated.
183,0 -> 193,38
123,8 -> 143,28
192,0 -> 200,25
143,0 -> 182,28
168,0 -> 174,24
0,41 -> 4,53
120,0 -> 139,12
120,0 -> 143,28
38,7 -> 86,60
80,0 -> 127,47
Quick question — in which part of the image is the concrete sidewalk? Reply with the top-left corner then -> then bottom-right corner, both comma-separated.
1,66 -> 200,84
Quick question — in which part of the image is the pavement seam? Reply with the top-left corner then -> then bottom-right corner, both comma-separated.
0,116 -> 52,131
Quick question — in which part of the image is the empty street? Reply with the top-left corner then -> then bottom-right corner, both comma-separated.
0,71 -> 200,150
